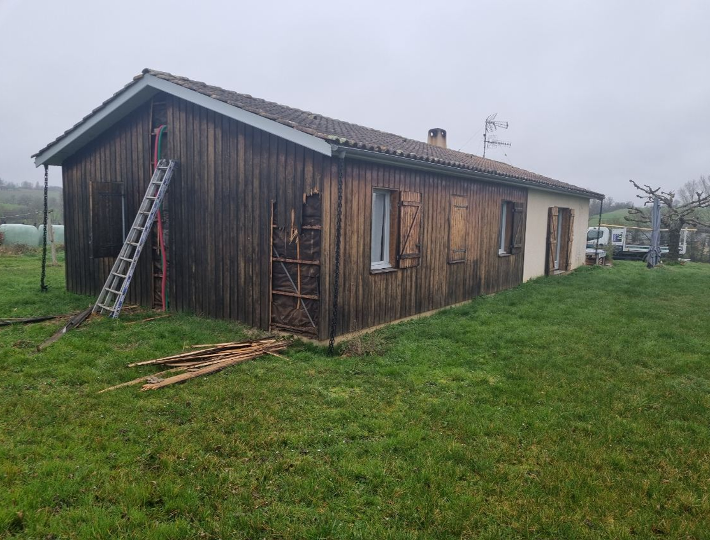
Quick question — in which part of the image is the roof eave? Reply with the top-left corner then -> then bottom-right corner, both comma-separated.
33,78 -> 158,167
33,74 -> 333,167
337,145 -> 604,200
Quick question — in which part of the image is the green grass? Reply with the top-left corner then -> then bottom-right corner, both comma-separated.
588,208 -> 636,227
1,252 -> 710,539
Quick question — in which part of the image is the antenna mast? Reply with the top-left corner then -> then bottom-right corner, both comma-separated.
483,113 -> 511,158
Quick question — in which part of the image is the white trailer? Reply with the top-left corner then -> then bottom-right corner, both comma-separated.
586,224 -> 690,261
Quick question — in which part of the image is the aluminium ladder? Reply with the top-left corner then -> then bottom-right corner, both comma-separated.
93,159 -> 176,318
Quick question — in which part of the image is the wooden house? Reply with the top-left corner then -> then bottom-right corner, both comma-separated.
33,69 -> 603,341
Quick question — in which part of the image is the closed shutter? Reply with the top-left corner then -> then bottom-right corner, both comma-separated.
511,202 -> 525,254
398,191 -> 422,268
546,206 -> 559,275
449,195 -> 468,263
91,181 -> 124,258
565,208 -> 575,271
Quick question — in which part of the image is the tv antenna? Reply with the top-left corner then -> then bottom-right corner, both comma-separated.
483,113 -> 511,158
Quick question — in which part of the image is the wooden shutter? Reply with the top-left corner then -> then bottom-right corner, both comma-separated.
91,181 -> 124,258
511,202 -> 525,254
546,206 -> 559,275
448,195 -> 468,263
398,191 -> 422,268
565,208 -> 575,271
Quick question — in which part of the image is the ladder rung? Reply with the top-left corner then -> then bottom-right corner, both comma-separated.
93,159 -> 174,320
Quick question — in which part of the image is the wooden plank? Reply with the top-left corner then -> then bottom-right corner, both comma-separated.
220,113 -> 231,319
236,121 -> 246,322
251,125 -> 262,327
206,109 -> 216,318
272,290 -> 319,301
244,123 -> 254,326
258,130 -> 271,330
36,307 -> 92,351
229,117 -> 239,320
318,156 -> 333,341
267,134 -> 279,329
187,102 -> 198,312
178,97 -> 190,312
272,257 -> 320,266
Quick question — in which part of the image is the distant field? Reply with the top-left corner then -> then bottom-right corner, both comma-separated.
588,208 -> 637,227
0,187 -> 63,224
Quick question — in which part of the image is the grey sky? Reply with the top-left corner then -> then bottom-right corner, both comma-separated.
1,0 -> 708,201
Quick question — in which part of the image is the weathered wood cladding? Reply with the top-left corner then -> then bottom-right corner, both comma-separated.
62,103 -> 153,304
61,93 -> 528,339
319,158 -> 528,339
163,94 -> 323,328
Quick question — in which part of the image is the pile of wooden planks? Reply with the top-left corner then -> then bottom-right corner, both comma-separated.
100,338 -> 288,393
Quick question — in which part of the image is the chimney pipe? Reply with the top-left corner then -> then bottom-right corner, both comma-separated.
427,128 -> 447,149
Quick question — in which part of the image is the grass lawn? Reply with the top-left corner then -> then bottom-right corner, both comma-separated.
1,252 -> 709,539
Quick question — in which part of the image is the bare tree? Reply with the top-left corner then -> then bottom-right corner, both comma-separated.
678,175 -> 710,204
626,179 -> 710,261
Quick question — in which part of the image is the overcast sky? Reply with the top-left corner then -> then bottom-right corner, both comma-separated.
1,0 -> 708,201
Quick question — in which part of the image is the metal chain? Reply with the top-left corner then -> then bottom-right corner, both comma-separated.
328,154 -> 344,354
40,165 -> 49,292
594,197 -> 604,260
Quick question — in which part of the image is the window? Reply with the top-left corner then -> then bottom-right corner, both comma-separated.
499,201 -> 515,255
449,195 -> 468,263
91,180 -> 125,258
370,189 -> 422,271
587,229 -> 603,242
371,189 -> 392,270
554,209 -> 565,270
499,200 -> 525,256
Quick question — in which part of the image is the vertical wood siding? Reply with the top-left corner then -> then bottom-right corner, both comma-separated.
62,103 -> 153,305
318,159 -> 528,339
163,95 -> 323,328
62,95 -> 527,339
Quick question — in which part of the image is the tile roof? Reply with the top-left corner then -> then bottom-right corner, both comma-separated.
35,68 -> 603,199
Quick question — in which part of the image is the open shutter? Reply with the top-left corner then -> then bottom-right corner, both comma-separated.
398,191 -> 422,268
546,206 -> 559,275
448,195 -> 468,263
91,181 -> 124,258
565,208 -> 575,271
511,202 -> 525,254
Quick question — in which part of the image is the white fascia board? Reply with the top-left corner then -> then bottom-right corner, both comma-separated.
35,74 -> 333,167
34,79 -> 159,167
143,75 -> 333,157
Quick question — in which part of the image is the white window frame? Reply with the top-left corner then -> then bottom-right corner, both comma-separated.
499,201 -> 509,255
371,189 -> 392,270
